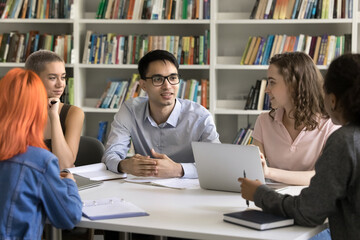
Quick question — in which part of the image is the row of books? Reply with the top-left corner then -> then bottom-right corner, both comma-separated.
232,126 -> 254,145
177,78 -> 208,108
240,33 -> 351,66
0,0 -> 72,19
96,73 -> 209,109
245,78 -> 270,111
0,31 -> 72,63
82,31 -> 210,65
250,0 -> 353,20
96,74 -> 146,109
96,0 -> 210,20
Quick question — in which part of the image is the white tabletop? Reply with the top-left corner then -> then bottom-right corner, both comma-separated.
74,180 -> 326,240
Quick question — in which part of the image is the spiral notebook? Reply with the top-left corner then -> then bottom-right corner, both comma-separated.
82,197 -> 149,220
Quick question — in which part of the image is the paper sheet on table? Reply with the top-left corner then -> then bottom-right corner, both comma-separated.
82,197 -> 148,220
66,163 -> 126,181
125,177 -> 200,189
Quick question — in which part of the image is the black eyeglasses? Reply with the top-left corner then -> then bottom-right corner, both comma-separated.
144,74 -> 180,86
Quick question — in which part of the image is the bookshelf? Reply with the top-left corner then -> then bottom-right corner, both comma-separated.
0,0 -> 359,143
213,0 -> 359,143
76,0 -> 211,138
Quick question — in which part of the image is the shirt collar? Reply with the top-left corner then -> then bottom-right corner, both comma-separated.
144,99 -> 181,128
166,98 -> 181,127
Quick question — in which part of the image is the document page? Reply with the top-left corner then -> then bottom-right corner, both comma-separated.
125,176 -> 200,189
66,163 -> 126,181
82,197 -> 148,220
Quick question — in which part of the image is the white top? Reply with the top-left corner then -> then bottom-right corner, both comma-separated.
76,180 -> 326,240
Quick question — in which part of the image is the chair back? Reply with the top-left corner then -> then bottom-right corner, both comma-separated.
75,136 -> 105,166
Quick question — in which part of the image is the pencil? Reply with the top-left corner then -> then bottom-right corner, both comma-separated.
243,170 -> 249,207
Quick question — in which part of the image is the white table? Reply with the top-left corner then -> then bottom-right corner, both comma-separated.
58,180 -> 327,240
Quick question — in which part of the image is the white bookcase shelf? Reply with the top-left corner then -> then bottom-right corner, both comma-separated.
0,0 -> 359,143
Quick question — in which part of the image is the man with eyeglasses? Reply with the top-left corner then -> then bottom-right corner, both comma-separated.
102,50 -> 220,179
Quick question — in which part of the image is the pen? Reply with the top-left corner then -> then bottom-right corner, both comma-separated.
243,170 -> 249,207
50,100 -> 58,105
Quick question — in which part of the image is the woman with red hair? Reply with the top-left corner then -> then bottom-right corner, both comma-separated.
0,68 -> 82,239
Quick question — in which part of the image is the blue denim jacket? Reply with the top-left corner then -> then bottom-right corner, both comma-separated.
0,146 -> 82,240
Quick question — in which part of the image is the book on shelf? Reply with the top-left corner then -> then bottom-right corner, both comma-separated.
244,86 -> 255,110
240,36 -> 253,65
232,128 -> 246,144
0,33 -> 9,62
249,37 -> 262,65
82,197 -> 149,220
263,0 -> 273,19
65,162 -> 126,181
223,209 -> 294,231
278,0 -> 287,19
312,35 -> 322,63
254,37 -> 266,65
257,78 -> 267,110
97,121 -> 108,144
251,80 -> 262,110
60,77 -> 73,105
250,0 -> 260,19
99,79 -> 129,109
232,123 -> 253,145
244,78 -> 270,111
176,78 -> 208,107
317,34 -> 328,65
261,35 -> 275,65
240,128 -> 253,145
96,76 -> 148,109
200,79 -> 208,108
254,0 -> 266,19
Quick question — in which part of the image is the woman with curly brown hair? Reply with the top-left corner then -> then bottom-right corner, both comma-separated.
240,53 -> 360,240
251,52 -> 339,186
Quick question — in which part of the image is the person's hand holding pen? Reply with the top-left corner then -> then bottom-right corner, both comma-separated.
47,98 -> 60,118
60,170 -> 76,182
238,174 -> 262,205
243,170 -> 249,207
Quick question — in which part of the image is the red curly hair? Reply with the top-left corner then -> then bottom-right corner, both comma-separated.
0,68 -> 48,160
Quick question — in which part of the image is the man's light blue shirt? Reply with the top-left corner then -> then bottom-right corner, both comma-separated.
102,97 -> 220,178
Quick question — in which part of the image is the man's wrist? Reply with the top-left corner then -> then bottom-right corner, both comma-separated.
178,163 -> 184,177
117,161 -> 124,173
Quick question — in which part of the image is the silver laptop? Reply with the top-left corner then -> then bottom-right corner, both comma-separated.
192,142 -> 265,193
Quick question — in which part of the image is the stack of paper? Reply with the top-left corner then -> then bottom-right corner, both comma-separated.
66,163 -> 126,181
82,197 -> 149,220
